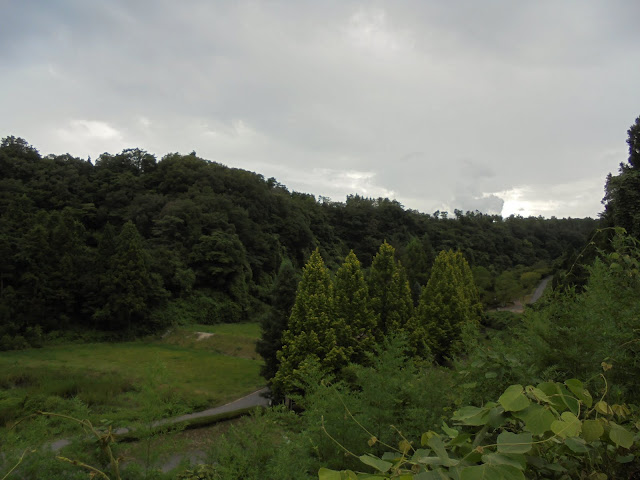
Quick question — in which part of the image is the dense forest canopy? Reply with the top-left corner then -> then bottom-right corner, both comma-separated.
0,135 -> 597,347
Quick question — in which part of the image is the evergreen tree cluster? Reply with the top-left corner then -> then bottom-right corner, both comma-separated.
271,243 -> 481,397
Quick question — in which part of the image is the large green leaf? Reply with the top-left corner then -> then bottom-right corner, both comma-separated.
359,454 -> 393,473
513,404 -> 555,435
595,401 -> 614,415
525,385 -> 551,404
451,406 -> 490,426
481,453 -> 526,470
550,412 -> 581,438
414,469 -> 451,479
564,379 -> 593,408
499,385 -> 530,412
537,382 -> 579,415
428,435 -> 459,467
318,468 -> 344,480
582,419 -> 604,443
496,431 -> 533,454
564,436 -> 589,453
460,464 -> 525,480
442,421 -> 459,438
609,422 -> 634,449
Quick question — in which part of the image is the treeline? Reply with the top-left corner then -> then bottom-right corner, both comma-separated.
0,136 -> 597,346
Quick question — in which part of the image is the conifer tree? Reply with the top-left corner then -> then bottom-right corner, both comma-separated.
93,221 -> 166,332
256,258 -> 300,380
368,242 -> 413,337
333,251 -> 376,365
272,249 -> 345,397
401,235 -> 435,302
410,250 -> 480,362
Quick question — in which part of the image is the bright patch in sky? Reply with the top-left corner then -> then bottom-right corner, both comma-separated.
58,120 -> 121,141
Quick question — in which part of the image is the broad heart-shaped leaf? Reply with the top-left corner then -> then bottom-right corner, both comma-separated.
537,382 -> 579,415
564,436 -> 589,453
481,453 -> 526,470
359,454 -> 393,473
442,421 -> 459,438
550,412 -> 581,438
525,385 -> 551,404
564,379 -> 593,408
609,422 -> 634,449
318,468 -> 344,480
428,434 -> 459,467
414,469 -> 451,479
595,400 -> 614,416
497,431 -> 533,454
513,404 -> 555,435
411,448 -> 431,462
460,464 -> 525,480
451,406 -> 491,426
499,385 -> 530,412
582,419 -> 605,442
616,454 -> 635,464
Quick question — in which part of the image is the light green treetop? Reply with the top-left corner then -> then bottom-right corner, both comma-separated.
333,250 -> 376,365
273,249 -> 345,397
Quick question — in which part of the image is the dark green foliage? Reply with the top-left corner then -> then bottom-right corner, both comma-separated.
602,115 -> 640,238
203,408 -> 315,480
519,233 -> 640,397
410,250 -> 481,361
626,114 -> 640,169
368,242 -> 414,337
0,135 -> 597,345
400,235 -> 435,303
93,221 -> 168,332
333,251 -> 376,365
299,337 -> 454,472
272,250 -> 345,397
256,259 -> 301,380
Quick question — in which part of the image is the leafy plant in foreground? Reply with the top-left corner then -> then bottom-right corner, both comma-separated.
319,375 -> 638,479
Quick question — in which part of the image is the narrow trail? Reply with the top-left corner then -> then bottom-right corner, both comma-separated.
119,386 -> 270,435
529,276 -> 552,304
495,275 -> 552,313
50,387 -> 270,452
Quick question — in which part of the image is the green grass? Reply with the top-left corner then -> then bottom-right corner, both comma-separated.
0,323 -> 264,436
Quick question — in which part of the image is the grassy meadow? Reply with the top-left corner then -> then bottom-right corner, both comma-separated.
0,323 -> 264,434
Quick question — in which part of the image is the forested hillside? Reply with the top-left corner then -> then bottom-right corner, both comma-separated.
0,136 -> 597,347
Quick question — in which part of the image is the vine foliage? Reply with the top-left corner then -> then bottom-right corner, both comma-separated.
319,374 -> 638,479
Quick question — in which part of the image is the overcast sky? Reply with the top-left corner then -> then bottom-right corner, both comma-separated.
2,1 -> 639,218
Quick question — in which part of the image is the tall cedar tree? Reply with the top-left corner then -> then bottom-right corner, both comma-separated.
333,251 -> 376,365
272,249 -> 346,397
410,250 -> 480,362
93,221 -> 166,332
368,242 -> 414,338
256,258 -> 300,380
401,235 -> 435,303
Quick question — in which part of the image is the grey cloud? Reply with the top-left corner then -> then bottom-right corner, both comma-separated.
2,1 -> 639,217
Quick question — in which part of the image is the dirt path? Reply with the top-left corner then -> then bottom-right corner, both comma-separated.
494,275 -> 552,313
529,276 -> 552,304
50,387 -> 270,453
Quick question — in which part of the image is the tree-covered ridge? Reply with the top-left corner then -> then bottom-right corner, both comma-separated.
0,136 -> 596,345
